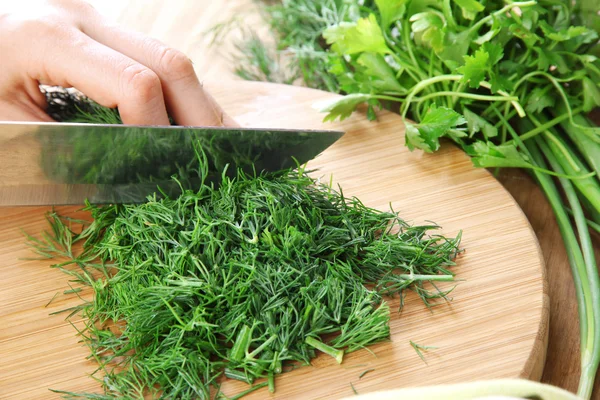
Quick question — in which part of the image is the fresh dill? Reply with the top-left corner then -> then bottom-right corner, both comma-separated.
358,368 -> 375,379
44,292 -> 60,308
409,341 -> 438,365
28,92 -> 463,398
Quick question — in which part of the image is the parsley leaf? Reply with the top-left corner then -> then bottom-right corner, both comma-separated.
482,42 -> 504,65
453,0 -> 484,20
474,29 -> 497,45
410,11 -> 445,52
526,87 -> 556,114
535,47 -> 569,74
436,30 -> 474,70
324,15 -> 391,55
469,142 -> 534,169
489,71 -> 513,93
458,48 -> 490,88
508,22 -> 541,47
357,53 -> 407,94
463,108 -> 498,139
314,93 -> 372,122
375,0 -> 408,29
582,77 -> 600,112
410,11 -> 443,33
539,21 -> 591,42
405,106 -> 467,152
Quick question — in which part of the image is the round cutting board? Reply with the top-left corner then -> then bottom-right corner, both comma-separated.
0,80 -> 548,400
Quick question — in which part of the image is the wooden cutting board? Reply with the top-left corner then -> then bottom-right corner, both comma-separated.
0,79 -> 548,399
81,1 -> 600,395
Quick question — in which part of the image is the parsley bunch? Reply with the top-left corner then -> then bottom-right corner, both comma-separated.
228,0 -> 600,398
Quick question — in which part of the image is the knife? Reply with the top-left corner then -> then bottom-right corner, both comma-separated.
0,121 -> 344,206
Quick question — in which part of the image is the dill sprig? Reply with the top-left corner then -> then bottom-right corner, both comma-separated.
28,94 -> 463,398
410,341 -> 438,365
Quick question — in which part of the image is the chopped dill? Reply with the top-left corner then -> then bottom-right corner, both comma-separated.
44,292 -> 60,308
358,368 -> 375,379
410,341 -> 439,365
27,92 -> 463,399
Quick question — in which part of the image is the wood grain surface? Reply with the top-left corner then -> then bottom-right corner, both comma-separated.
0,79 -> 548,399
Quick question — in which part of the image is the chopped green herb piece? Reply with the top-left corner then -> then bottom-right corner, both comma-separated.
359,368 -> 375,379
409,340 -> 438,364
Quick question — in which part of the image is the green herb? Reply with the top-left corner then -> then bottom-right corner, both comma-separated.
350,382 -> 358,395
409,340 -> 438,364
44,292 -> 60,308
305,336 -> 344,364
29,105 -> 462,398
358,368 -> 375,379
229,0 -> 600,397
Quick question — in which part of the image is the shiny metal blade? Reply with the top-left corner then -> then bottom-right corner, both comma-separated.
0,121 -> 344,206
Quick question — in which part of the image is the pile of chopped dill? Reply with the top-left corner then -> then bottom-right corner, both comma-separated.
27,90 -> 463,399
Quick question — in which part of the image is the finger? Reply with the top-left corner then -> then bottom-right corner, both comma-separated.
0,82 -> 53,122
0,99 -> 54,122
29,26 -> 170,126
81,11 -> 238,127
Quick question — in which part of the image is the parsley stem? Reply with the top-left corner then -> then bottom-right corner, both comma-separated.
442,0 -> 458,29
415,91 -> 519,104
515,107 -> 584,143
514,71 -> 598,135
401,75 -> 463,117
531,115 -> 600,211
535,136 -> 600,399
401,20 -> 428,81
524,137 -> 590,366
478,82 -> 526,117
555,108 -> 600,179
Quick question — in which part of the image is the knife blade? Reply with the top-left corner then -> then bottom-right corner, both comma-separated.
0,121 -> 344,206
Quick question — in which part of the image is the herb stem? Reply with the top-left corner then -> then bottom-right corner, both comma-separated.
536,136 -> 600,400
515,107 -> 584,143
305,337 -> 344,364
415,91 -> 519,104
401,75 -> 463,117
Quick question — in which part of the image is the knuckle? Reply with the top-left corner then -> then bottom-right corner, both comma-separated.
156,47 -> 196,82
122,64 -> 162,102
20,17 -> 66,38
46,0 -> 98,29
48,0 -> 90,13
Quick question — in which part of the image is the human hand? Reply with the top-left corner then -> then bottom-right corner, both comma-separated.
0,0 -> 237,126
